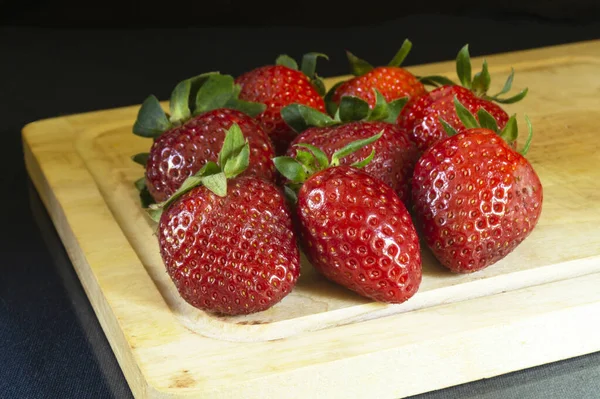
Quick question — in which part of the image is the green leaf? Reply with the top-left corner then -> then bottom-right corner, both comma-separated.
201,172 -> 227,197
490,88 -> 528,104
147,207 -> 163,223
369,89 -> 389,121
195,161 -> 221,177
134,178 -> 155,209
520,115 -> 533,156
417,75 -> 457,87
499,114 -> 518,144
439,118 -> 458,136
492,68 -> 515,97
296,150 -> 316,168
456,44 -> 472,89
132,153 -> 149,166
294,143 -> 329,169
301,53 -> 328,80
224,91 -> 266,118
477,108 -> 499,132
281,104 -> 335,133
453,97 -> 479,129
350,148 -> 376,169
169,72 -> 215,123
273,156 -> 306,183
311,77 -> 327,97
472,59 -> 491,96
383,97 -> 408,123
134,177 -> 146,192
132,95 -> 171,138
218,123 -> 245,166
333,106 -> 341,122
156,175 -> 204,215
331,131 -> 383,166
324,81 -> 345,117
194,74 -> 235,115
223,142 -> 250,179
275,54 -> 298,70
346,51 -> 374,76
284,185 -> 299,205
388,39 -> 412,67
139,187 -> 154,209
338,95 -> 370,122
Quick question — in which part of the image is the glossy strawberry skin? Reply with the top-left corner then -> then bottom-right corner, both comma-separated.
235,65 -> 326,155
398,85 -> 509,153
297,166 -> 422,303
332,67 -> 426,108
158,176 -> 300,315
411,129 -> 543,273
145,108 -> 275,203
287,121 -> 418,205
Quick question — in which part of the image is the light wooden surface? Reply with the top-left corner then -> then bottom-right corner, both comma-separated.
23,40 -> 600,398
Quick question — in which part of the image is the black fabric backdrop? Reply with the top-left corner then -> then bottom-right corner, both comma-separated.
1,8 -> 599,399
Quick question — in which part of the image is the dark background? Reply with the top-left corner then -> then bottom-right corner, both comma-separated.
1,1 -> 599,398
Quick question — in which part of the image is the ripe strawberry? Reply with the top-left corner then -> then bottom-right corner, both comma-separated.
235,53 -> 328,154
132,73 -> 275,204
411,100 -> 542,273
151,125 -> 300,315
399,44 -> 528,153
281,94 -> 417,204
326,40 -> 426,115
274,134 -> 422,303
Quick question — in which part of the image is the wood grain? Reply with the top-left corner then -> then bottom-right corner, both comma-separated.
23,40 -> 600,398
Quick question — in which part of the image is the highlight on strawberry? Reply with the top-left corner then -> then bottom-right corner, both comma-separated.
325,39 -> 426,116
273,133 -> 422,304
411,97 -> 542,273
235,52 -> 329,155
399,44 -> 528,153
149,124 -> 301,316
131,73 -> 275,206
280,90 -> 418,204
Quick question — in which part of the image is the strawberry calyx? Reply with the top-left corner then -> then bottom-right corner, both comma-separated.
145,124 -> 251,222
282,89 -> 408,133
132,73 -> 266,140
131,73 -> 265,208
322,40 -> 414,115
275,52 -> 329,96
456,44 -> 528,104
440,96 -> 533,155
345,39 -> 413,76
419,44 -> 528,105
272,131 -> 383,203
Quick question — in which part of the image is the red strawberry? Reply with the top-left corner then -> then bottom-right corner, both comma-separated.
326,40 -> 426,114
274,134 -> 422,303
151,125 -> 300,315
132,73 -> 275,204
411,100 -> 542,273
235,53 -> 328,154
398,44 -> 528,153
281,95 -> 417,204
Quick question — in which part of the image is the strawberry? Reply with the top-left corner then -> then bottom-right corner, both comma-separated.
281,93 -> 417,204
149,125 -> 300,315
398,44 -> 528,153
235,53 -> 328,154
325,40 -> 426,115
132,73 -> 275,204
411,99 -> 542,273
274,134 -> 422,303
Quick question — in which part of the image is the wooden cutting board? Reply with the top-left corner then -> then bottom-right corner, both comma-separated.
23,40 -> 600,398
